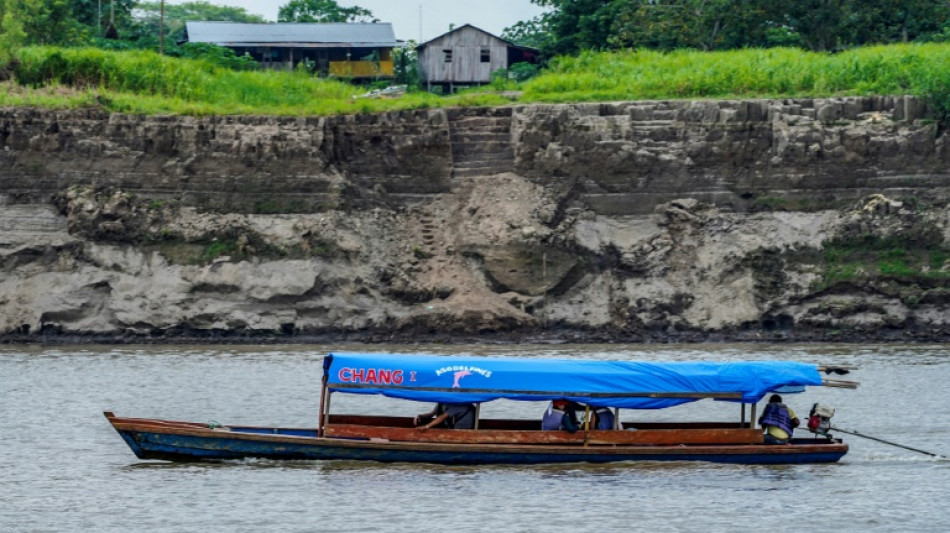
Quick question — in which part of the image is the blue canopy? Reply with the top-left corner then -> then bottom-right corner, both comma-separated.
323,353 -> 824,409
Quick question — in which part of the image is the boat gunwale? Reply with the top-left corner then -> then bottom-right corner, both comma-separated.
105,413 -> 848,457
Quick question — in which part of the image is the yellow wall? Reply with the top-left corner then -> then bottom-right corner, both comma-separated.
329,60 -> 394,78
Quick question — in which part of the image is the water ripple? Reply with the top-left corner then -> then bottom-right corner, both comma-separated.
1,343 -> 948,533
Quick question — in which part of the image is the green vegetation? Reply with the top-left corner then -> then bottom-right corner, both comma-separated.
2,46 -> 510,115
201,239 -> 238,262
278,0 -> 374,23
930,249 -> 950,270
816,233 -> 950,291
135,1 -> 268,50
7,43 -> 950,118
524,0 -> 950,55
520,45 -> 950,103
3,2 -> 950,119
0,1 -> 357,55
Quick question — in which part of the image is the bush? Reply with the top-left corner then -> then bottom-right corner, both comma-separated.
174,43 -> 258,71
492,62 -> 540,84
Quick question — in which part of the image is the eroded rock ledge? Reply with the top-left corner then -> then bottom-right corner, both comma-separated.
1,97 -> 948,343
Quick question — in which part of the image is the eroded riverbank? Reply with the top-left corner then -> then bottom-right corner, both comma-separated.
2,97 -> 948,342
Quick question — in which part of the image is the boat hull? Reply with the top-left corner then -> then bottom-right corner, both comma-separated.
107,414 -> 849,465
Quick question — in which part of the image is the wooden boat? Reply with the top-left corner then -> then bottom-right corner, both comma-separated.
106,353 -> 857,465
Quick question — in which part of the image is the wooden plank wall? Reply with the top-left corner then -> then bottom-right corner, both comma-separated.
420,26 -> 509,84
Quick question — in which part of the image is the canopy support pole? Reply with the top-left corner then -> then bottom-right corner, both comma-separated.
614,408 -> 620,430
583,404 -> 591,447
474,404 -> 480,430
741,403 -> 746,427
751,403 -> 757,429
324,391 -> 333,435
317,374 -> 329,437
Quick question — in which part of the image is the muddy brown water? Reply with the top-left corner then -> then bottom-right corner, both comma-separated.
2,343 -> 948,532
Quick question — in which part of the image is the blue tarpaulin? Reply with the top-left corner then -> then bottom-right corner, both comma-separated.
324,353 -> 823,409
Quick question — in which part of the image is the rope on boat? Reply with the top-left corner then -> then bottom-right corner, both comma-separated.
831,426 -> 945,458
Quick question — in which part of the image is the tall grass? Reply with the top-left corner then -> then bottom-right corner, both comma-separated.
6,46 -> 512,115
9,46 -> 416,115
521,44 -> 950,107
5,44 -> 950,117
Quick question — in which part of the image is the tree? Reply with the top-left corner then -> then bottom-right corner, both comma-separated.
277,0 -> 376,23
608,1 -> 775,51
764,0 -> 850,51
136,1 -> 268,25
0,0 -> 28,62
529,0 -> 950,53
68,0 -> 135,35
608,1 -> 698,51
761,0 -> 949,51
531,0 -> 616,55
502,15 -> 554,52
392,40 -> 419,87
129,1 -> 266,51
848,0 -> 950,45
0,0 -> 83,46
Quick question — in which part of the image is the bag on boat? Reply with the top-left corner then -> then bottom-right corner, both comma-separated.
593,407 -> 615,430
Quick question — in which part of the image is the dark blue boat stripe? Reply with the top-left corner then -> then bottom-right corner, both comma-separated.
121,429 -> 847,465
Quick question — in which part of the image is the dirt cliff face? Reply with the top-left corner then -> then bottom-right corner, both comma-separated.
0,97 -> 948,342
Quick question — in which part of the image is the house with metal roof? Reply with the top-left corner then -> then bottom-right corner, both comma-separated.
184,21 -> 402,78
416,24 -> 540,92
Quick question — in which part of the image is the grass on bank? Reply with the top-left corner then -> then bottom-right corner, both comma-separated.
816,233 -> 950,295
519,44 -> 950,114
5,43 -> 950,116
1,46 -> 511,115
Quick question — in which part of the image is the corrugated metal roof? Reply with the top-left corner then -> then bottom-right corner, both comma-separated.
416,23 -> 538,53
185,22 -> 400,47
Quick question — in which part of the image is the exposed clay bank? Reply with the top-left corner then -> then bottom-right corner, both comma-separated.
1,96 -> 949,343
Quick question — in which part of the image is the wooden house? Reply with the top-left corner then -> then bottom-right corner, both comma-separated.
416,24 -> 540,92
184,21 -> 402,79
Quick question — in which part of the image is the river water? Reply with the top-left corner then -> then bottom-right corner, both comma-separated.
1,343 -> 948,532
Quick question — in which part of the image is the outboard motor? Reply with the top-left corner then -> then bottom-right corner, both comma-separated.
807,403 -> 835,435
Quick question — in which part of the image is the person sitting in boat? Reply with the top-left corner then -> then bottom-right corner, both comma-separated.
541,399 -> 581,433
589,406 -> 616,430
414,403 -> 477,430
758,394 -> 801,445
